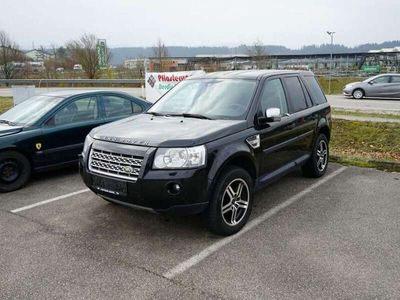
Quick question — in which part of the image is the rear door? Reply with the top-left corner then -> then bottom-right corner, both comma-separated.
39,95 -> 104,167
388,75 -> 400,98
281,75 -> 317,160
100,94 -> 145,123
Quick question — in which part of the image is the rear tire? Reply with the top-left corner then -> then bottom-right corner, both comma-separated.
204,166 -> 253,236
302,134 -> 329,178
0,151 -> 31,193
352,89 -> 364,99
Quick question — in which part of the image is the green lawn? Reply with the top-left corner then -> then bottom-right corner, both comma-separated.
0,97 -> 13,114
331,119 -> 400,171
332,108 -> 400,120
317,77 -> 365,95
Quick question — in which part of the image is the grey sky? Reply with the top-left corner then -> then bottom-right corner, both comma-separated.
1,0 -> 399,49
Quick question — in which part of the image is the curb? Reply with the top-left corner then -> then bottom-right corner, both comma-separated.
330,155 -> 400,172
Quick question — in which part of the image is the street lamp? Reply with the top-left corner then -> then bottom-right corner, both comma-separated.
327,31 -> 335,94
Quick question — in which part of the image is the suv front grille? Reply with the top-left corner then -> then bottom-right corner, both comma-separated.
89,148 -> 143,182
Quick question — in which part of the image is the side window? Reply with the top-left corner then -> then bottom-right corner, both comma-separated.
260,78 -> 288,116
52,96 -> 98,126
303,76 -> 327,105
390,76 -> 400,83
283,77 -> 308,113
372,76 -> 390,84
103,96 -> 133,118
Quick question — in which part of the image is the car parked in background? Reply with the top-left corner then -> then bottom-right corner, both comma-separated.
80,70 -> 331,236
0,90 -> 150,192
343,73 -> 400,99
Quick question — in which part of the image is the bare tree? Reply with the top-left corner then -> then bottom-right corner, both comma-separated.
248,39 -> 268,69
67,34 -> 110,79
152,38 -> 169,72
0,30 -> 25,79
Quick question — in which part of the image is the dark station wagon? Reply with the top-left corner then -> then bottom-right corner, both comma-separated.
0,90 -> 150,192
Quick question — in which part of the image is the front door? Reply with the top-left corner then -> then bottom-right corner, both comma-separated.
39,95 -> 104,167
258,77 -> 298,175
366,75 -> 391,97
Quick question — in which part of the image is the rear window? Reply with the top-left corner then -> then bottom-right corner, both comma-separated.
304,76 -> 327,105
283,77 -> 308,113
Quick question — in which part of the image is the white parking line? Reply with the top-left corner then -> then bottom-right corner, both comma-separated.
10,189 -> 90,213
163,166 -> 347,279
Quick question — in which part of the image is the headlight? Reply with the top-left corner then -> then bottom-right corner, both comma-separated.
153,145 -> 206,169
82,134 -> 94,157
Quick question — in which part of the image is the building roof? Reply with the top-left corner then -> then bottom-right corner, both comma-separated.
194,70 -> 313,80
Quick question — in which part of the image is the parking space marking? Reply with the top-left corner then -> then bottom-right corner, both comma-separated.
10,189 -> 90,213
163,166 -> 347,279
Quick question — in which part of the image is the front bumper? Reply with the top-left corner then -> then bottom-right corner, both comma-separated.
342,88 -> 352,96
79,156 -> 209,215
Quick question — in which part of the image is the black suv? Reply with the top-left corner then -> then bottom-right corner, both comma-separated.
80,70 -> 331,235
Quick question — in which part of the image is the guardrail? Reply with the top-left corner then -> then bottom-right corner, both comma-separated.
0,79 -> 145,87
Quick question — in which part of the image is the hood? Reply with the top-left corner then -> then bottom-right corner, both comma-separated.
346,81 -> 362,87
0,124 -> 23,137
92,114 -> 247,147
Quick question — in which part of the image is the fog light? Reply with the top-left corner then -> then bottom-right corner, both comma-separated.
167,182 -> 182,195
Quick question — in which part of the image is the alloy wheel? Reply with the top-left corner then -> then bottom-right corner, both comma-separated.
221,178 -> 250,226
316,140 -> 328,172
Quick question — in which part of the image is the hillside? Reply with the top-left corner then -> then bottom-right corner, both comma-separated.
110,41 -> 400,65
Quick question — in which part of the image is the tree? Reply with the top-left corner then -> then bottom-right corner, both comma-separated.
0,30 -> 25,79
247,39 -> 268,69
67,34 -> 110,79
152,38 -> 169,72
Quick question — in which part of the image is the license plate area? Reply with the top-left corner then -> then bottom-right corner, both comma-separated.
92,175 -> 127,197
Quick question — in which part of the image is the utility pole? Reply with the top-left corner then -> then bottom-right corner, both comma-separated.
327,31 -> 335,94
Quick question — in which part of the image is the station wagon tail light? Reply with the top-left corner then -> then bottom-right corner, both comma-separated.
153,145 -> 206,169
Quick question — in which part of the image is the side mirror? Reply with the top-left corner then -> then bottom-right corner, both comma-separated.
368,81 -> 374,85
265,107 -> 281,122
257,107 -> 281,126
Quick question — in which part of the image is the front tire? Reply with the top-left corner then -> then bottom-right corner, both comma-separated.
352,89 -> 364,99
0,151 -> 31,193
204,166 -> 253,236
302,134 -> 329,178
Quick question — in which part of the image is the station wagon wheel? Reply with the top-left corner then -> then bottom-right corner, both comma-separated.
352,89 -> 364,99
221,179 -> 250,226
0,151 -> 31,193
204,166 -> 253,236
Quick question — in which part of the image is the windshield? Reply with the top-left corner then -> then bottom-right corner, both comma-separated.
149,79 -> 257,120
0,95 -> 65,126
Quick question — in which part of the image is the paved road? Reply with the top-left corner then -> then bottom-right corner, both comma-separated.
1,88 -> 400,113
1,164 -> 399,299
328,95 -> 400,114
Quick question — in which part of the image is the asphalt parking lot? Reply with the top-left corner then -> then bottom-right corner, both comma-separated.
1,163 -> 399,299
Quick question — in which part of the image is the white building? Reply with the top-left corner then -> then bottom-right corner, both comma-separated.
24,49 -> 53,62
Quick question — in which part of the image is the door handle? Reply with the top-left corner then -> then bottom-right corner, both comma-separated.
285,123 -> 296,130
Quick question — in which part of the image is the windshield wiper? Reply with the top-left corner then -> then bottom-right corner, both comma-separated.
146,111 -> 165,117
167,113 -> 213,120
0,119 -> 19,126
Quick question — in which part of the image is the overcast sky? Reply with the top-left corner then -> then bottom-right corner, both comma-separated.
1,0 -> 399,49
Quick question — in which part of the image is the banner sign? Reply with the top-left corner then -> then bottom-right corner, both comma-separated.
145,70 -> 205,102
96,39 -> 107,69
